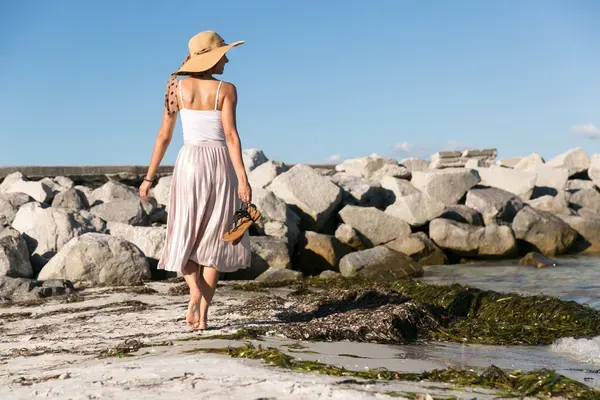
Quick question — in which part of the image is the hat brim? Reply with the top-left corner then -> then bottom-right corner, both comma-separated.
175,40 -> 245,75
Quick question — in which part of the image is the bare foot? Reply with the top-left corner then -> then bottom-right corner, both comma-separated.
196,308 -> 208,331
186,289 -> 201,328
196,319 -> 207,331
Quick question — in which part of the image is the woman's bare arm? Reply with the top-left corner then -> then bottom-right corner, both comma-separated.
146,108 -> 177,178
221,82 -> 251,202
140,106 -> 177,200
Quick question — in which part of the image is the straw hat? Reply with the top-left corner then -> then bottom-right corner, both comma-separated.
175,30 -> 244,75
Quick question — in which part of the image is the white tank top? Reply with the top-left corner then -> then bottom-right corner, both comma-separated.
179,80 -> 226,142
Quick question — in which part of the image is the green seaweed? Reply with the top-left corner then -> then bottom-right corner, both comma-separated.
230,280 -> 298,292
305,276 -> 393,291
98,338 -> 144,358
13,373 -> 64,386
281,343 -> 308,350
165,276 -> 185,283
288,349 -> 320,354
168,283 -> 190,296
177,327 -> 267,342
394,280 -> 600,345
375,393 -> 459,400
190,343 -> 600,400
230,276 -> 392,293
101,286 -> 158,295
338,353 -> 368,359
274,288 -> 439,344
231,276 -> 600,345
289,285 -> 310,296
0,293 -> 84,309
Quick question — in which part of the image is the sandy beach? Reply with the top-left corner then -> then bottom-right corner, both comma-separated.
0,280 -> 524,400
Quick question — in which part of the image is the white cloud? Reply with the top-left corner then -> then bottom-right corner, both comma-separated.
327,154 -> 341,161
572,123 -> 600,139
394,141 -> 413,152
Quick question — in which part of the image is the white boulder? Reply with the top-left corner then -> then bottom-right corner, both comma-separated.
381,177 -> 445,226
269,164 -> 343,231
410,169 -> 481,206
546,147 -> 590,177
475,165 -> 537,200
249,160 -> 288,189
243,149 -> 268,172
0,228 -> 33,278
338,205 -> 411,246
38,233 -> 151,286
11,203 -> 98,267
514,153 -> 544,170
107,222 -> 166,260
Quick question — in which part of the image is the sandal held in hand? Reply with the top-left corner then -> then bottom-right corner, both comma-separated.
222,202 -> 261,245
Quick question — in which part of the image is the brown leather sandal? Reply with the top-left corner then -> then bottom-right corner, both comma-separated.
222,203 -> 261,245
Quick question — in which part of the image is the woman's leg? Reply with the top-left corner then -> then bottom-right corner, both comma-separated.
197,266 -> 220,330
182,260 -> 202,328
195,264 -> 204,292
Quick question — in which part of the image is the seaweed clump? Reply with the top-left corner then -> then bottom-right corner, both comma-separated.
101,286 -> 159,295
98,338 -> 144,358
229,276 -> 600,346
168,283 -> 190,296
394,280 -> 600,345
0,293 -> 84,309
13,373 -> 66,386
190,343 -> 600,400
274,288 -> 440,344
229,280 -> 301,292
230,276 -> 392,293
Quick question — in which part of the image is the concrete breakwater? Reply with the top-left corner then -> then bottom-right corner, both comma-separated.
0,163 -> 336,188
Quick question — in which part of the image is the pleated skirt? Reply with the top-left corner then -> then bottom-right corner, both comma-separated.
157,140 -> 251,276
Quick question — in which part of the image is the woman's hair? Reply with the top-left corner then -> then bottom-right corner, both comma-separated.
164,55 -> 213,116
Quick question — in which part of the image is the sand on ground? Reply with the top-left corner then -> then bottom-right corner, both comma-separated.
0,281 -> 533,399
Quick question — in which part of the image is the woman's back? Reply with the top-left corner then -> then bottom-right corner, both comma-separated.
179,78 -> 226,142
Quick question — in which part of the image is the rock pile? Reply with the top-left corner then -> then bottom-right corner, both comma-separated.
1,146 -> 599,293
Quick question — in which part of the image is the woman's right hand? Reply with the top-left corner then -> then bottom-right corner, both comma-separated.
139,179 -> 153,201
238,178 -> 252,204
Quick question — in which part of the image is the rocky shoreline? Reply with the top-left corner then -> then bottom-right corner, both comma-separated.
2,147 -> 600,398
1,146 -> 599,295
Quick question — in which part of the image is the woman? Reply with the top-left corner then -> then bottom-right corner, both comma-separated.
139,30 -> 252,331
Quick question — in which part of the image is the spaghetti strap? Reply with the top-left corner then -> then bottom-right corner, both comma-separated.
178,80 -> 185,110
214,81 -> 223,110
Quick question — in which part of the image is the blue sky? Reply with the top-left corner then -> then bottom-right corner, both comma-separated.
1,0 -> 600,166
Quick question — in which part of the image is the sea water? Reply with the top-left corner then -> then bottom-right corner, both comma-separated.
260,255 -> 600,389
417,255 -> 600,386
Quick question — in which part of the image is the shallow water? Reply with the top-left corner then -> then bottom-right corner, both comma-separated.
219,255 -> 600,390
412,255 -> 600,386
265,337 -> 600,388
420,255 -> 600,309
211,326 -> 600,390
